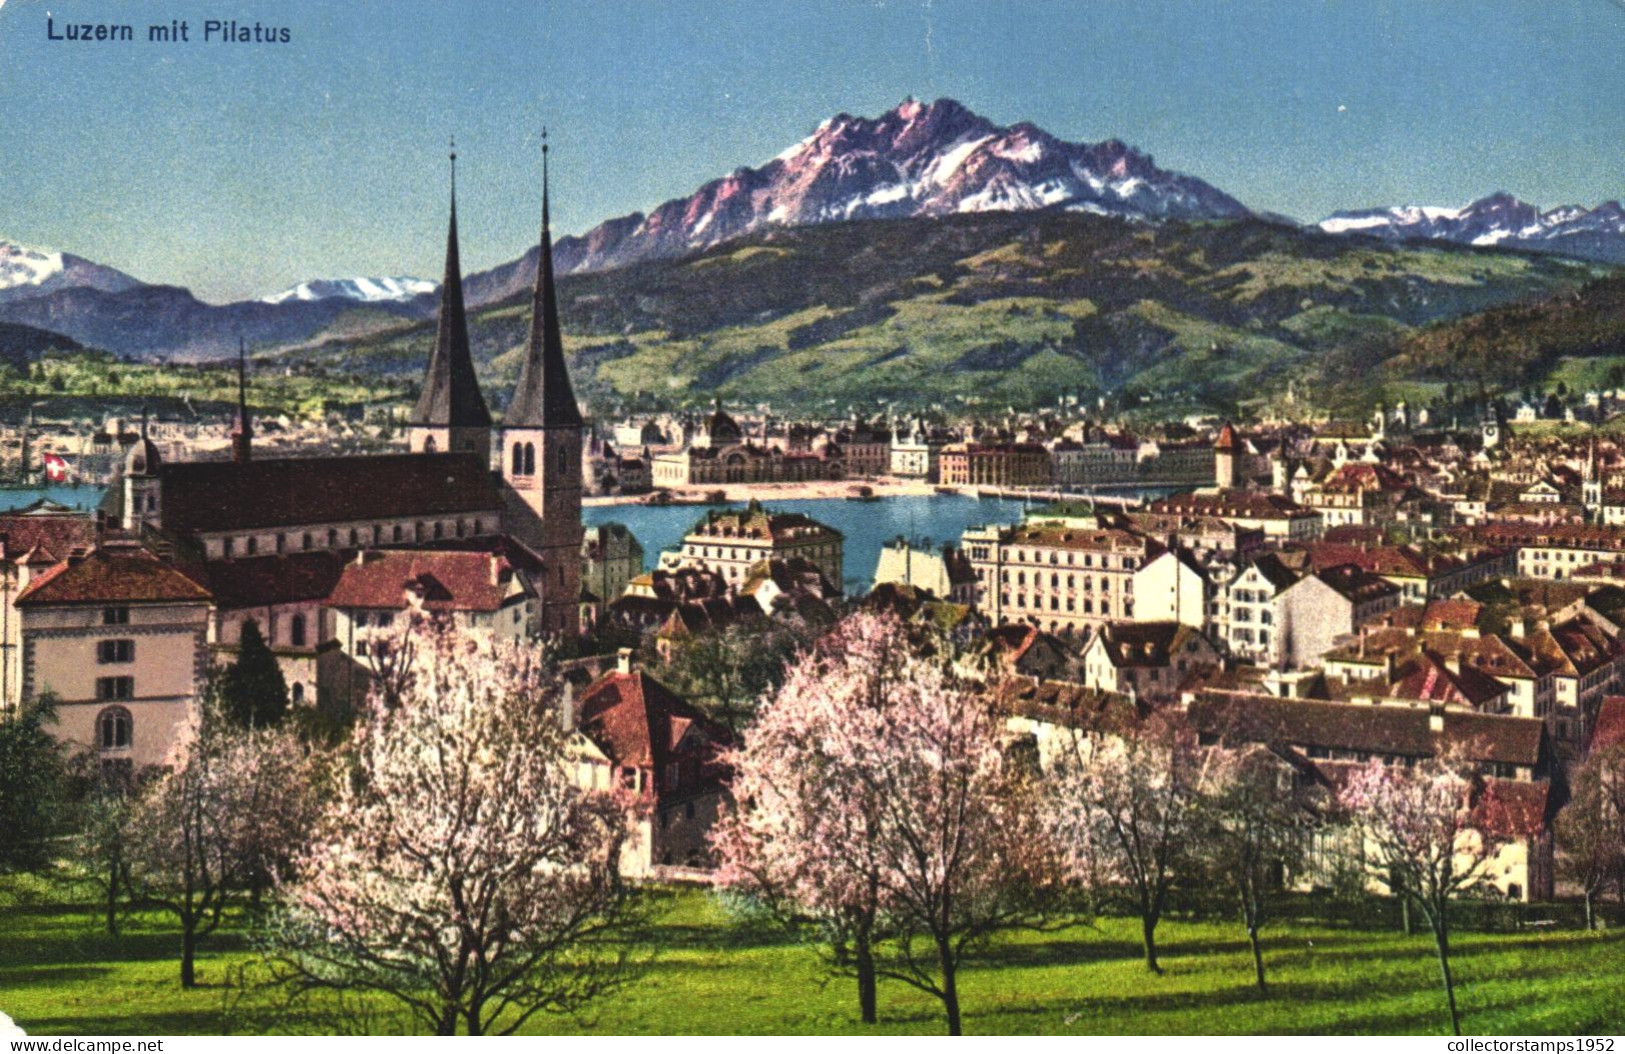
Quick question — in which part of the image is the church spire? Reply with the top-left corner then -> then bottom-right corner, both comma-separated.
507,127 -> 583,430
231,337 -> 252,464
410,138 -> 492,434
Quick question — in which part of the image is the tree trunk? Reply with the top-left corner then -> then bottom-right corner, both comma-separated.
855,928 -> 878,1025
435,1005 -> 458,1037
465,1004 -> 483,1037
105,859 -> 120,936
1585,890 -> 1596,932
1248,923 -> 1266,990
180,921 -> 197,988
1432,918 -> 1461,1036
937,937 -> 962,1036
1401,896 -> 1413,937
1141,913 -> 1162,974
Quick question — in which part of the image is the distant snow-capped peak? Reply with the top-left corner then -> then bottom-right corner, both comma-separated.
0,240 -> 66,291
1317,193 -> 1625,262
260,275 -> 436,305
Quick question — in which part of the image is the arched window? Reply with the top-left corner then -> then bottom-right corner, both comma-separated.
97,707 -> 132,751
291,683 -> 306,705
422,435 -> 437,453
524,443 -> 536,476
290,614 -> 307,647
512,443 -> 524,475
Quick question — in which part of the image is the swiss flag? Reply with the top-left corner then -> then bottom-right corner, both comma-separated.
42,453 -> 68,483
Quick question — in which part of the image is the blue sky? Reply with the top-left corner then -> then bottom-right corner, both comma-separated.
3,0 -> 1621,303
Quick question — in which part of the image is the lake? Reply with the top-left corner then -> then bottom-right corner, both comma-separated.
585,493 -> 1036,592
0,484 -> 108,513
1,485 -> 1081,594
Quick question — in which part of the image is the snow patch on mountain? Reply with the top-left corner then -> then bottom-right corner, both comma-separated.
0,241 -> 66,291
1317,194 -> 1625,263
261,276 -> 436,305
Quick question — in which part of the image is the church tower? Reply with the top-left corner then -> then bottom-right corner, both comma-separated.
1585,437 -> 1603,517
408,140 -> 492,459
501,130 -> 583,636
231,338 -> 253,464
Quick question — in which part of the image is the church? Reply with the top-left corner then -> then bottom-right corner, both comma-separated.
1,140 -> 587,769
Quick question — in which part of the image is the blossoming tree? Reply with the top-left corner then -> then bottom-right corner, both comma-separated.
715,611 -> 1049,1035
274,623 -> 639,1036
1045,711 -> 1200,974
126,716 -> 318,987
1337,752 -> 1503,1036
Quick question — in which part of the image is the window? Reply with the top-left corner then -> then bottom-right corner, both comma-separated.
302,533 -> 313,551
102,607 -> 130,626
223,537 -> 235,558
512,442 -> 524,475
290,615 -> 307,648
291,683 -> 306,705
393,525 -> 404,543
328,529 -> 339,547
96,676 -> 134,701
433,521 -> 444,540
246,537 -> 258,556
524,443 -> 536,476
355,611 -> 369,628
665,762 -> 680,789
97,640 -> 134,664
97,706 -> 132,751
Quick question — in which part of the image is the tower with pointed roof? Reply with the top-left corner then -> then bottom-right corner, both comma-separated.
501,129 -> 583,636
1213,421 -> 1239,489
1585,436 -> 1602,517
231,338 -> 253,464
409,140 -> 493,459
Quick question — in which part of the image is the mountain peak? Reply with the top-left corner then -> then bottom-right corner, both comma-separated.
1317,194 -> 1625,263
260,275 -> 436,305
508,97 -> 1248,288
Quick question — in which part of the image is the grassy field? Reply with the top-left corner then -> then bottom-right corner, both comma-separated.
3,878 -> 1623,1036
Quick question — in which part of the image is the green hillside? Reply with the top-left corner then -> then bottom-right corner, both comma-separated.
271,212 -> 1608,417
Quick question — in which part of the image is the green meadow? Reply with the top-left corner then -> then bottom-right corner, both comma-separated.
3,877 -> 1622,1036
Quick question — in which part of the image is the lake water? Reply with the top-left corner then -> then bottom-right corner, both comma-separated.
585,493 -> 1035,592
0,484 -> 107,513
1,485 -> 1095,594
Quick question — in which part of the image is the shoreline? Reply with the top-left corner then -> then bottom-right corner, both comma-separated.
582,478 -> 940,508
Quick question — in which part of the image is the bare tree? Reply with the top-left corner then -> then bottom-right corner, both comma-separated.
1555,741 -> 1625,931
1194,743 -> 1319,989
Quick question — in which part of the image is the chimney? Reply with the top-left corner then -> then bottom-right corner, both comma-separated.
617,647 -> 633,675
1428,705 -> 1445,733
560,680 -> 576,732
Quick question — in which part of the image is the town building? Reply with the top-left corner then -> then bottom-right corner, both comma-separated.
658,501 -> 843,590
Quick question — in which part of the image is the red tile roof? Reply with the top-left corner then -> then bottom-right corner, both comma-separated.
17,544 -> 211,606
326,549 -> 531,613
200,551 -> 348,609
576,670 -> 733,799
0,509 -> 98,563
